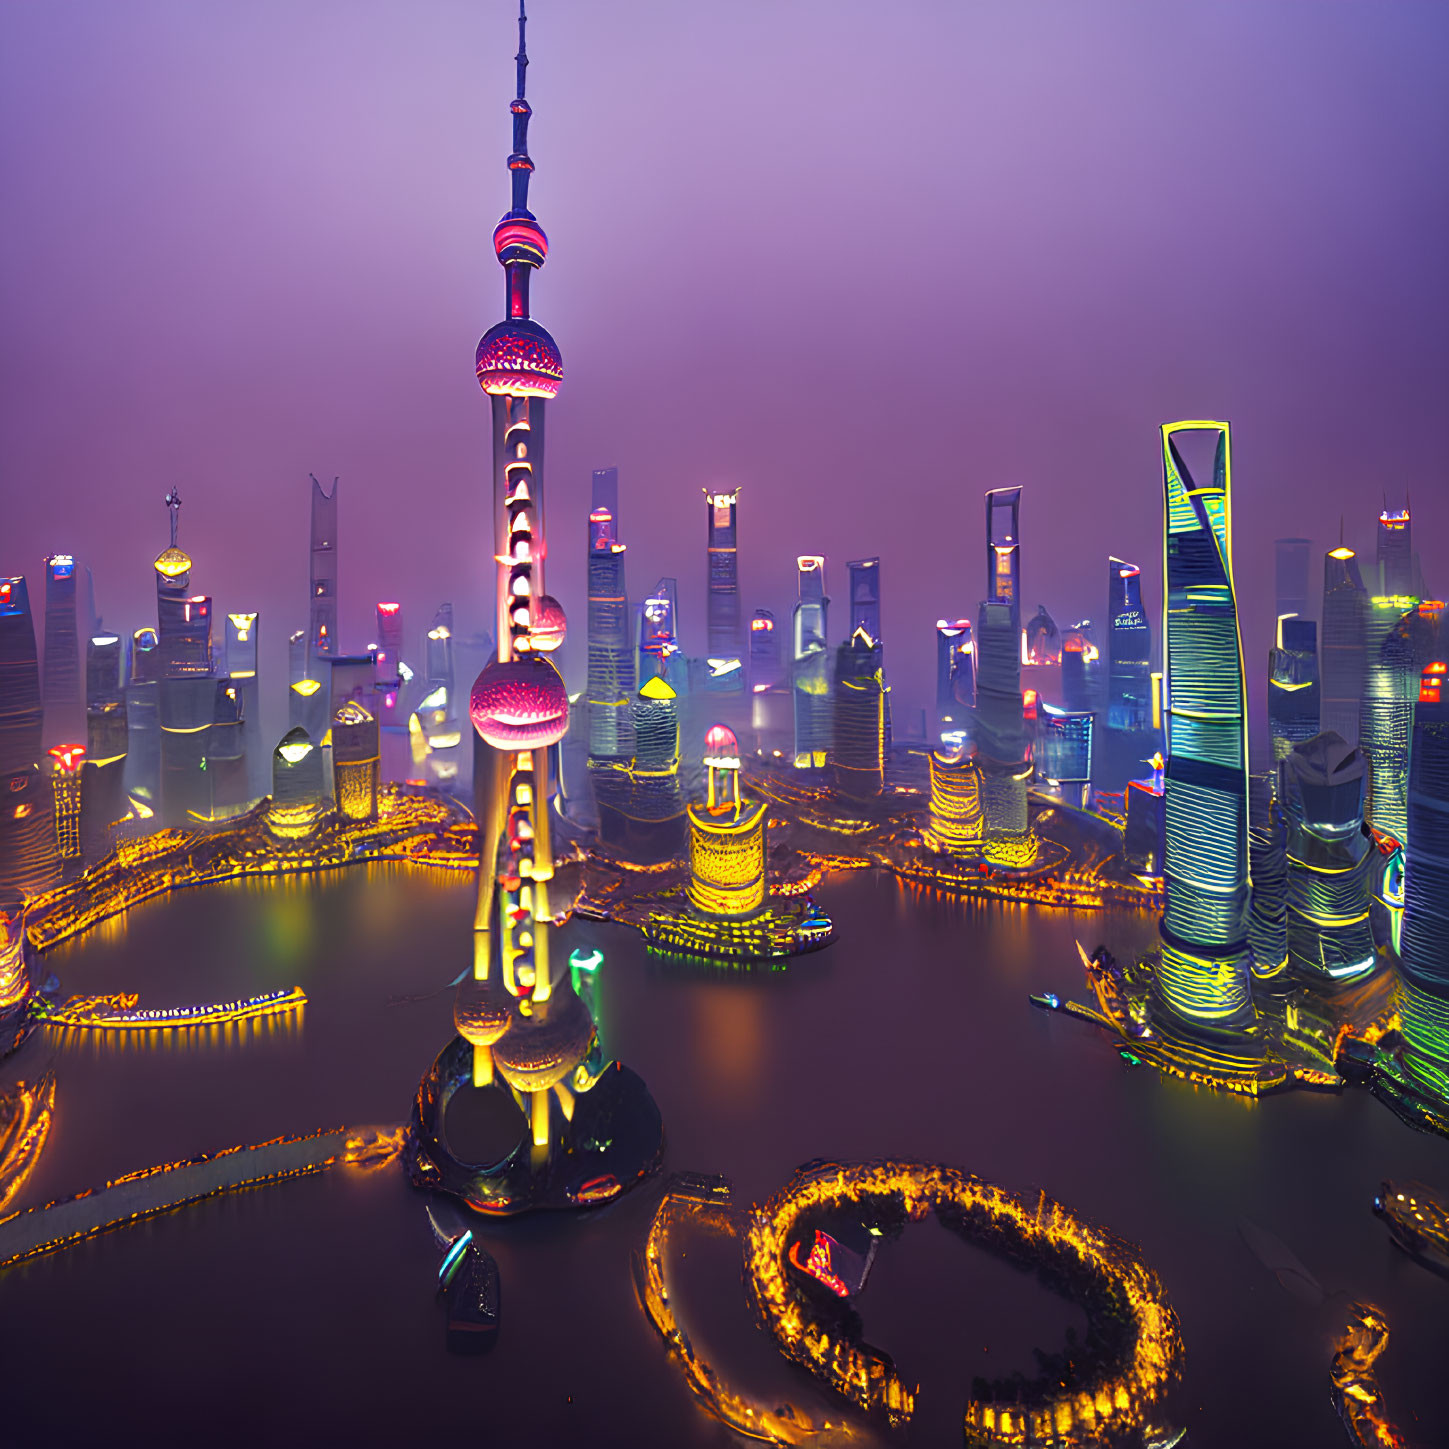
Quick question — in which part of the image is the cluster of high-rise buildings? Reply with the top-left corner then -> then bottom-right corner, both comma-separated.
0,472 -> 470,898
2,4 -> 1446,1115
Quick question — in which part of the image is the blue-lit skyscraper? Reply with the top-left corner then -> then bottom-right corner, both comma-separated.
1360,597 -> 1438,846
1398,643 -> 1449,1100
791,555 -> 830,769
1157,421 -> 1252,1032
1101,556 -> 1155,791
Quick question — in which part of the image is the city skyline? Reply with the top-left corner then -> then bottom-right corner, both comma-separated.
3,1 -> 1445,736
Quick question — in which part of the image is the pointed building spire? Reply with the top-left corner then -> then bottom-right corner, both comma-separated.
508,0 -> 535,217
165,488 -> 182,547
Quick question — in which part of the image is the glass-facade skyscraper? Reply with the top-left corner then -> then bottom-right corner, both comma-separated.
1157,421 -> 1252,1031
703,488 -> 743,690
1321,546 -> 1367,744
586,467 -> 633,760
791,556 -> 830,769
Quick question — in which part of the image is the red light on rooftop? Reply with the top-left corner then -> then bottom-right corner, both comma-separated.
48,744 -> 85,772
377,602 -> 401,615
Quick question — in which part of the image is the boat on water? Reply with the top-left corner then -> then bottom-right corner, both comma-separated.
39,987 -> 306,1031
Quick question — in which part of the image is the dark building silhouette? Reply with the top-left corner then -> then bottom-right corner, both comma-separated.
1268,615 -> 1320,769
308,474 -> 339,665
0,577 -> 43,778
832,627 -> 886,801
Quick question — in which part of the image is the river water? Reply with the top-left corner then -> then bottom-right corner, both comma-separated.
1,866 -> 1445,1447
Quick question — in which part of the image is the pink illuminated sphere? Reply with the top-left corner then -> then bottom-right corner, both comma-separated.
529,595 -> 567,653
470,653 -> 570,749
476,319 -> 562,399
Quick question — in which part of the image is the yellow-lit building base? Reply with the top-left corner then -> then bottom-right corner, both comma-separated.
23,786 -> 473,955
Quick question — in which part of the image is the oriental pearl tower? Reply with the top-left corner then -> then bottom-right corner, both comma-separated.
408,4 -> 660,1216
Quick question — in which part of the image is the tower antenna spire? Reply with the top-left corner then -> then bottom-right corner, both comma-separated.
508,0 -> 535,216
164,488 -> 182,547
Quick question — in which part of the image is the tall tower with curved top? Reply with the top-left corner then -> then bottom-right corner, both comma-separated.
458,1 -> 585,1151
1157,421 -> 1252,1032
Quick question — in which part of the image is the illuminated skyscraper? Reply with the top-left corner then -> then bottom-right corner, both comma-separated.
831,627 -> 886,801
122,628 -> 160,811
1376,500 -> 1413,597
267,727 -> 328,840
973,598 -> 1035,867
1398,646 -> 1449,1099
637,578 -> 685,695
924,747 -> 983,855
586,468 -> 633,760
1281,732 -> 1375,985
1157,421 -> 1251,1031
1274,537 -> 1312,622
1360,596 -> 1429,844
47,744 -> 85,863
1101,557 -> 1155,790
749,609 -> 782,690
81,633 -> 127,859
374,601 -> 404,692
308,473 -> 339,665
0,578 -> 43,777
985,487 -> 1022,632
332,700 -> 380,822
456,0 -> 608,1152
791,555 -> 830,768
203,680 -> 251,819
1035,704 -> 1093,809
686,723 -> 767,916
1268,615 -> 1320,767
704,488 -> 743,689
1060,621 -> 1099,716
153,493 -> 215,826
935,619 -> 973,746
425,603 -> 456,704
41,554 -> 84,747
1321,545 -> 1367,743
225,611 -> 264,798
1106,558 -> 1152,731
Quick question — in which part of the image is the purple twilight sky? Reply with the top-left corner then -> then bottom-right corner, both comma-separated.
2,0 -> 1446,737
